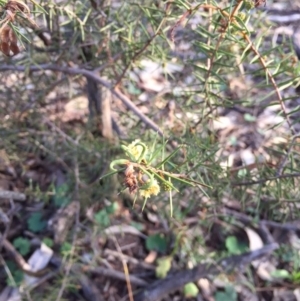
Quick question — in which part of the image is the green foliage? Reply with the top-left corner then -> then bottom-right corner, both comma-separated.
1,0 -> 300,298
130,221 -> 144,231
155,256 -> 172,278
27,212 -> 47,233
53,183 -> 71,207
215,286 -> 237,301
146,234 -> 167,253
27,181 -> 51,204
94,202 -> 119,227
60,242 -> 72,256
94,209 -> 110,227
271,269 -> 300,284
225,236 -> 248,255
5,261 -> 23,287
107,139 -> 210,215
183,282 -> 199,298
271,269 -> 290,279
106,202 -> 119,215
13,237 -> 30,256
291,271 -> 300,283
42,237 -> 54,248
243,113 -> 256,122
6,270 -> 24,287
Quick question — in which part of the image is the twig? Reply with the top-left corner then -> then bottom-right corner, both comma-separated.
49,253 -> 148,287
189,2 -> 294,135
103,249 -> 155,270
55,202 -> 80,301
202,1 -> 243,112
0,190 -> 26,201
112,236 -> 134,301
205,1 -> 243,73
0,234 -> 50,277
114,35 -> 158,87
87,266 -> 147,287
114,3 -> 170,87
0,201 -> 14,253
0,64 -> 164,136
223,208 -> 300,231
78,273 -> 105,301
230,172 -> 300,186
242,33 -> 294,135
275,133 -> 300,176
134,243 -> 278,301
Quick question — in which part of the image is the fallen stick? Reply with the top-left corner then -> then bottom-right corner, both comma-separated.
134,243 -> 278,301
0,190 -> 26,201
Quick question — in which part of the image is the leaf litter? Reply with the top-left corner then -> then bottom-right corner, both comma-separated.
2,0 -> 300,300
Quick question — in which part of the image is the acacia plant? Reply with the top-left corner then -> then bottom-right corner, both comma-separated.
1,0 -> 300,298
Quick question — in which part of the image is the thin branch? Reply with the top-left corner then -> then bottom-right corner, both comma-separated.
0,234 -> 50,277
49,254 -> 148,287
0,64 -> 164,136
189,2 -> 294,135
114,36 -> 158,86
86,266 -> 148,287
114,4 -> 170,87
231,172 -> 300,186
242,33 -> 294,134
223,208 -> 300,231
112,236 -> 134,301
55,202 -> 80,301
0,190 -> 26,201
275,133 -> 300,176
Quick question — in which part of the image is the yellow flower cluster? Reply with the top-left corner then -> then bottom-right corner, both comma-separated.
127,139 -> 146,161
140,179 -> 160,199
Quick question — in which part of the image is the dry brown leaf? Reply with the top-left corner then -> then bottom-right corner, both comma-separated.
144,250 -> 157,264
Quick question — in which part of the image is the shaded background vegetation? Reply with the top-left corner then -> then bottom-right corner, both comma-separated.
1,0 -> 300,300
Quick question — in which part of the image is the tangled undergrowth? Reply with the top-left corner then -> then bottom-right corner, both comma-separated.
1,0 -> 300,300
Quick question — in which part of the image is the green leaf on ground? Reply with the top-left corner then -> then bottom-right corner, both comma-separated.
292,271 -> 300,283
106,202 -> 119,214
225,236 -> 248,255
271,269 -> 290,279
5,261 -> 24,287
94,209 -> 110,227
42,237 -> 54,248
183,282 -> 199,298
215,286 -> 237,301
13,237 -> 30,256
146,233 -> 167,253
130,221 -> 144,231
53,183 -> 71,207
60,242 -> 72,256
244,113 -> 256,122
6,269 -> 24,287
27,212 -> 47,233
155,256 -> 172,278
